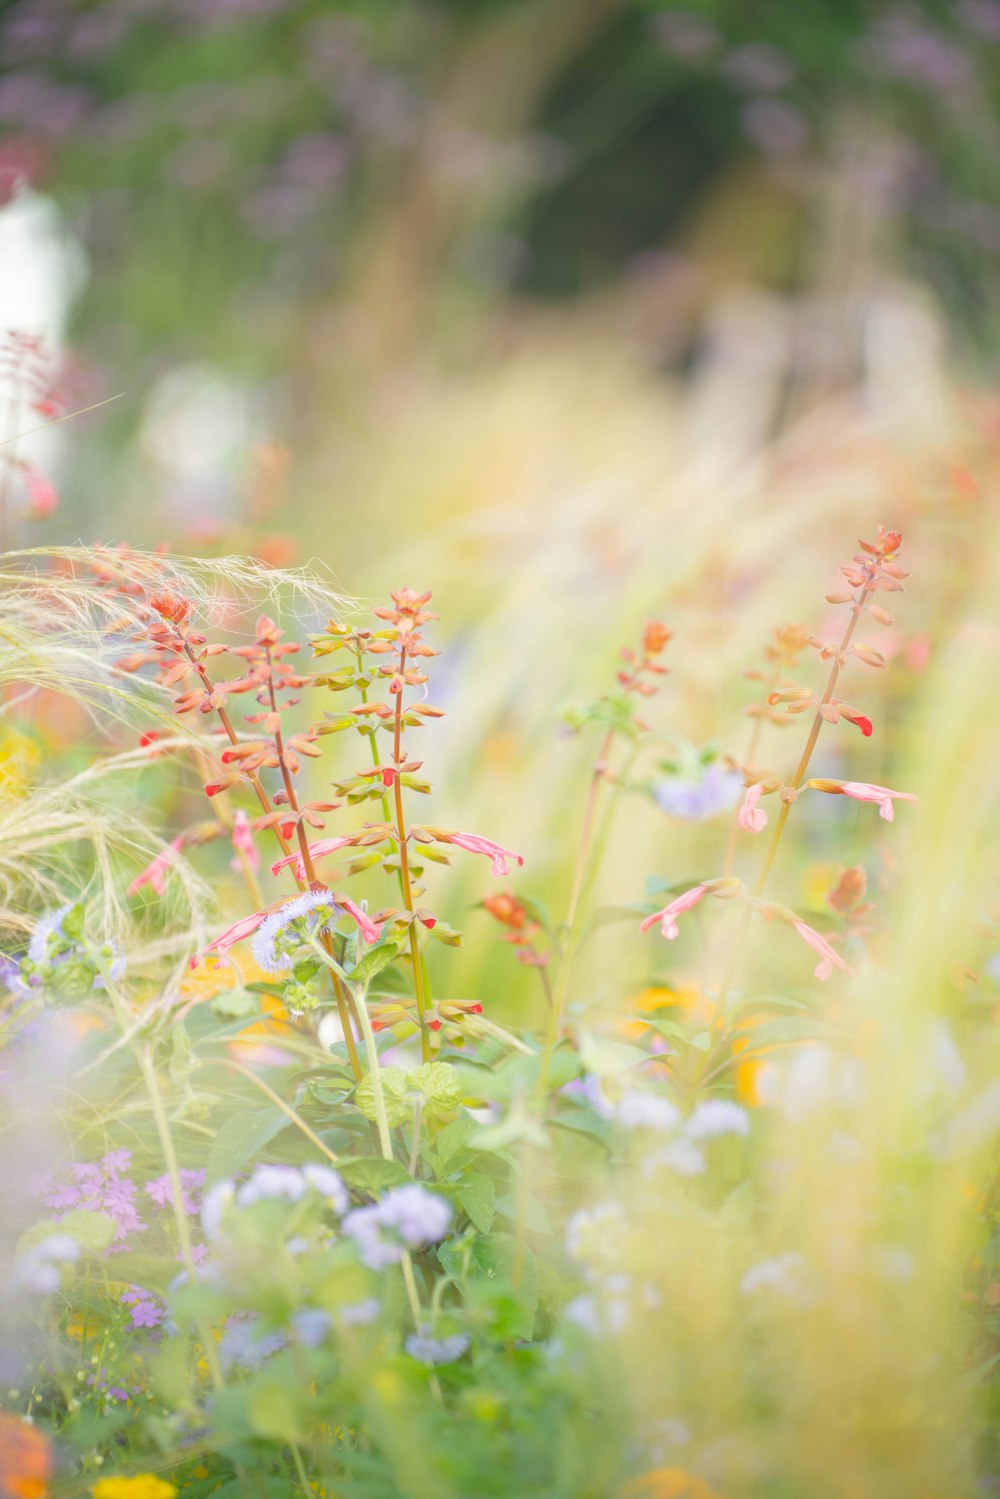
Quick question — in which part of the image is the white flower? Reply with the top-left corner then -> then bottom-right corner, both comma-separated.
616,1090 -> 681,1132
741,1252 -> 807,1298
302,1164 -> 349,1214
685,1099 -> 750,1141
200,1179 -> 236,1241
405,1331 -> 470,1365
15,1234 -> 81,1294
237,1165 -> 306,1208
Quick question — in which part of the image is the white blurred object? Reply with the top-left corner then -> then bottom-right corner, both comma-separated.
140,364 -> 257,535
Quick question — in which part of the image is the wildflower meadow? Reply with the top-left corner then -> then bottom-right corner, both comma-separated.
2,2 -> 1000,1497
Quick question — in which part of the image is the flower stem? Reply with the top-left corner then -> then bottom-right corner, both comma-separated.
390,646 -> 431,1060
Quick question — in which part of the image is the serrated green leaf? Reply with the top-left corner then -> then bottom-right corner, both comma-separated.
350,936 -> 407,991
411,1062 -> 463,1115
354,1066 -> 413,1127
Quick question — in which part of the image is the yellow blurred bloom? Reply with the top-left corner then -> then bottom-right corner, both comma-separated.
91,1477 -> 177,1499
620,1467 -> 722,1499
0,729 -> 40,800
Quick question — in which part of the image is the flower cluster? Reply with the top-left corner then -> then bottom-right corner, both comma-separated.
45,1149 -> 145,1243
343,1183 -> 452,1270
7,902 -> 125,1002
14,1231 -> 81,1293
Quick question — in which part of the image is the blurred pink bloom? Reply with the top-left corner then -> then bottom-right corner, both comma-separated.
840,781 -> 917,821
640,883 -> 712,940
791,919 -> 848,981
24,466 -> 58,516
445,831 -> 524,877
230,810 -> 259,874
739,784 -> 768,833
128,836 -> 185,897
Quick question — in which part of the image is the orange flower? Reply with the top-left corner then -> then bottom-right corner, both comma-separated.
620,1467 -> 721,1499
0,1413 -> 53,1499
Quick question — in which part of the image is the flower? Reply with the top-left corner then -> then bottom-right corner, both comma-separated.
250,892 -> 338,974
122,1287 -> 164,1329
15,1233 -> 80,1294
685,1099 -> 750,1140
145,1169 -> 204,1215
128,837 -> 184,897
24,466 -> 58,517
343,1184 -> 451,1269
640,884 -> 711,940
654,764 -> 741,822
336,895 -> 382,946
738,783 -> 768,834
200,1179 -> 236,1241
301,1163 -> 349,1213
0,1412 -> 53,1499
202,910 -> 269,957
791,918 -> 849,981
836,780 -> 918,821
91,1476 -> 178,1499
237,1164 -> 306,1208
270,835 -> 352,878
405,1330 -> 470,1365
437,831 -> 524,877
219,1314 -> 285,1371
230,810 -> 259,874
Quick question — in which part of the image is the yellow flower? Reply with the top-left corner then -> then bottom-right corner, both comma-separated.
0,729 -> 40,800
619,1468 -> 722,1499
91,1477 -> 178,1499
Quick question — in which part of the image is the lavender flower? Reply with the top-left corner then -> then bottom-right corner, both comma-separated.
15,1233 -> 80,1293
250,892 -> 338,975
615,1090 -> 682,1133
336,1297 -> 380,1327
302,1164 -> 349,1214
201,1179 -> 236,1241
685,1099 -> 750,1140
45,1152 -> 145,1242
237,1164 -> 306,1208
219,1314 -> 285,1371
343,1184 -> 451,1270
405,1330 -> 470,1366
122,1286 -> 164,1329
145,1168 -> 205,1215
653,764 -> 741,821
291,1308 -> 332,1348
22,903 -> 126,999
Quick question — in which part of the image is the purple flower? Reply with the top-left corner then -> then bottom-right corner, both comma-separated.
15,1234 -> 81,1293
46,1153 -> 145,1242
122,1287 -> 164,1329
343,1184 -> 451,1270
220,1314 -> 286,1371
145,1168 -> 205,1215
237,1164 -> 306,1208
405,1331 -> 469,1366
741,99 -> 809,157
722,43 -> 796,92
653,763 -> 742,821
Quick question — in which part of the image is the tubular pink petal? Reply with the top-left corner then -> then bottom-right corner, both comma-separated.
270,835 -> 352,879
338,895 -> 383,946
839,781 -> 917,822
447,831 -> 525,877
128,836 -> 185,898
231,810 -> 260,873
640,882 -> 711,940
739,784 -> 768,834
205,909 -> 269,954
791,919 -> 848,981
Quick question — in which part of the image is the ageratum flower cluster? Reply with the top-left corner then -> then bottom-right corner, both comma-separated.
5,903 -> 126,1002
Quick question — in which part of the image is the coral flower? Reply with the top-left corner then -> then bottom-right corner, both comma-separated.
230,810 -> 259,874
738,783 -> 768,833
442,832 -> 525,877
809,778 -> 917,821
640,884 -> 713,940
270,835 -> 352,878
790,918 -> 848,981
0,1411 -> 53,1499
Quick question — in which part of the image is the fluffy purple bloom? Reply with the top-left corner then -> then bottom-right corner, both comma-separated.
237,1164 -> 306,1208
219,1314 -> 286,1371
250,892 -> 338,975
405,1331 -> 469,1366
653,764 -> 741,821
685,1099 -> 750,1141
343,1184 -> 451,1270
15,1233 -> 81,1293
291,1308 -> 331,1347
301,1164 -> 349,1214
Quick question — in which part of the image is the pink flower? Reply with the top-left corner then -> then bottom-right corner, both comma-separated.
271,836 -> 352,879
640,883 -> 712,940
230,810 -> 260,874
839,781 -> 917,822
128,836 -> 185,897
337,895 -> 382,946
24,466 -> 58,517
444,831 -> 525,877
791,918 -> 848,981
205,909 -> 269,955
739,784 -> 768,833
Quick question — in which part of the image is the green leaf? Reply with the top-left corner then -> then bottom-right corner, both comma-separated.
337,1156 -> 412,1193
60,1209 -> 118,1253
354,1066 -> 413,1128
248,1379 -> 302,1444
425,921 -> 462,946
411,1062 -> 463,1116
349,936 -> 407,991
576,1029 -> 648,1078
456,1174 -> 496,1234
206,1106 -> 287,1186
